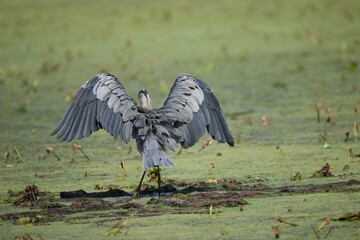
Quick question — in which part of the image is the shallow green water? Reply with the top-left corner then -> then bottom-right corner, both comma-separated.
0,0 -> 360,239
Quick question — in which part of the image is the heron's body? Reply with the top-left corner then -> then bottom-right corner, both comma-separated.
52,73 -> 234,196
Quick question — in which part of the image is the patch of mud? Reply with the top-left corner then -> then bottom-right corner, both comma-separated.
1,179 -> 359,225
335,212 -> 360,221
276,179 -> 360,194
148,192 -> 248,208
60,189 -> 131,198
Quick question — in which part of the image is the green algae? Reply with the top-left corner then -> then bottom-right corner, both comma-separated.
1,0 -> 360,239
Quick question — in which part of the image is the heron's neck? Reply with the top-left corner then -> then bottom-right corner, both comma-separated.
140,96 -> 152,112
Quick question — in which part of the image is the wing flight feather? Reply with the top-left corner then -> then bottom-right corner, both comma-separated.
51,73 -> 137,143
162,73 -> 234,148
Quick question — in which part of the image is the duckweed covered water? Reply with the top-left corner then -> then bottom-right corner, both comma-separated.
0,0 -> 360,239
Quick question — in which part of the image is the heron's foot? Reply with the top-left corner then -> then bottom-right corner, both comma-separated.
132,188 -> 140,199
132,170 -> 146,199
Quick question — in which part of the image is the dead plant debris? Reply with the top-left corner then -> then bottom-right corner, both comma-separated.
335,212 -> 360,221
199,139 -> 213,151
313,163 -> 333,177
272,225 -> 281,239
72,144 -> 90,160
45,147 -> 60,160
14,184 -> 39,206
349,148 -> 360,158
275,213 -> 298,226
2,179 -> 359,226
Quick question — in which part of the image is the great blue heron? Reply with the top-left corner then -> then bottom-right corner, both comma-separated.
51,72 -> 234,197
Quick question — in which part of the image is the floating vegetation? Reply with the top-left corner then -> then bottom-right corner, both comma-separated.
27,79 -> 40,94
4,151 -> 10,163
348,61 -> 357,72
107,219 -> 129,236
318,217 -> 330,230
199,139 -> 213,151
1,0 -> 360,239
322,143 -> 331,149
353,122 -> 358,142
206,178 -> 218,184
66,91 -> 75,104
12,146 -> 25,163
13,233 -> 41,239
313,163 -> 333,177
234,135 -> 241,144
147,167 -> 161,182
348,148 -> 360,158
344,131 -> 350,142
220,43 -> 230,60
311,217 -> 333,239
127,146 -> 132,154
95,184 -> 122,190
273,81 -> 287,89
272,225 -> 281,239
335,212 -> 360,221
290,172 -> 302,181
13,184 -> 39,206
315,98 -> 326,123
45,147 -> 60,161
208,162 -> 215,174
245,116 -> 253,126
306,30 -> 324,46
64,49 -> 73,62
324,108 -> 335,126
16,105 -> 27,114
120,160 -> 127,179
318,132 -> 328,144
274,213 -> 298,226
72,144 -> 90,160
227,110 -> 255,120
261,116 -> 270,126
39,60 -> 60,74
353,100 -> 360,113
177,147 -> 183,155
276,146 -> 290,169
288,63 -> 305,73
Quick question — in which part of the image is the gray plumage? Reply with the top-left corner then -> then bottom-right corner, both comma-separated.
51,73 -> 234,170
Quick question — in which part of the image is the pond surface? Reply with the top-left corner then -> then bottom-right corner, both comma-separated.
0,0 -> 359,239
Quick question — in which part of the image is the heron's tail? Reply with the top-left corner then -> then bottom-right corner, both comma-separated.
142,133 -> 175,170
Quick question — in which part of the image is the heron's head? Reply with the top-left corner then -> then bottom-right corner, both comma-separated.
138,89 -> 152,112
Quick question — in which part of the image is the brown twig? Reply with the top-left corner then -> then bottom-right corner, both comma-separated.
208,163 -> 215,174
318,217 -> 330,230
14,184 -> 39,205
275,213 -> 298,226
272,225 -> 281,239
72,144 -> 90,160
46,147 -> 60,160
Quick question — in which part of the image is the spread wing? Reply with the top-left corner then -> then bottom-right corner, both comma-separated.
162,73 -> 234,148
51,73 -> 138,143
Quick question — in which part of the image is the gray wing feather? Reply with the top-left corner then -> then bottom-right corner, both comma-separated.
51,73 -> 137,143
163,73 -> 234,148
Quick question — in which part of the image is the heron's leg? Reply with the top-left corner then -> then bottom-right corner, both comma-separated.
157,165 -> 161,197
133,170 -> 146,199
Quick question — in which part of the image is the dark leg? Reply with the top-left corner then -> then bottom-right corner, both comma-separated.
157,165 -> 161,197
133,170 -> 146,199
